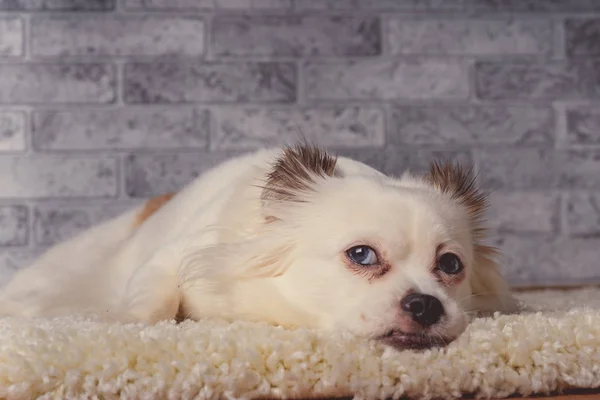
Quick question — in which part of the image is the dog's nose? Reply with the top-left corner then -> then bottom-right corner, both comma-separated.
400,293 -> 445,327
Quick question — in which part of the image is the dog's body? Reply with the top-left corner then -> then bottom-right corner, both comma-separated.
0,145 -> 517,349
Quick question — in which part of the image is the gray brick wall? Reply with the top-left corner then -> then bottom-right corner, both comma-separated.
1,0 -> 600,287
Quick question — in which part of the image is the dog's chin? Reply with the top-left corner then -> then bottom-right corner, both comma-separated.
375,329 -> 453,351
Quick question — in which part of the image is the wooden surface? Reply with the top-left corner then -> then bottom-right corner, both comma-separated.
505,395 -> 600,399
490,390 -> 600,399
532,396 -> 600,399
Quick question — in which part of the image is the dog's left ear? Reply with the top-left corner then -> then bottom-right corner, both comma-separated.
261,143 -> 340,218
218,144 -> 340,279
469,244 -> 519,315
425,161 -> 519,315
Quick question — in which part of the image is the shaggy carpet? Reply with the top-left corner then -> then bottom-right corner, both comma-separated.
1,288 -> 600,400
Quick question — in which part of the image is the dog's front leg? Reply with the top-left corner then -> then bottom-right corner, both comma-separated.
116,243 -> 185,324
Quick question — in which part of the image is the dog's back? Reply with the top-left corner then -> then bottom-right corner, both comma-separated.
0,148 -> 281,319
0,206 -> 140,317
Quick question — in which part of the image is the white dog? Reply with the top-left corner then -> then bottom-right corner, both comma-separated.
0,144 -> 517,350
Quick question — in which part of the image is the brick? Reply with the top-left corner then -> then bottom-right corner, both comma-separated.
383,147 -> 472,177
475,61 -> 600,100
305,60 -> 469,101
294,0 -> 463,10
468,0 -> 600,12
0,18 -> 23,57
487,192 -> 559,234
0,205 -> 28,246
34,206 -> 90,245
546,151 -> 600,189
477,148 -> 552,190
0,0 -> 114,10
124,0 -> 212,9
565,106 -> 600,145
389,105 -> 553,145
217,0 -> 291,7
0,156 -> 117,199
388,19 -> 550,56
212,15 -> 380,57
124,62 -> 296,104
125,152 -> 241,197
125,149 -> 390,197
0,112 -> 26,152
211,106 -> 384,150
565,193 -> 600,237
32,16 -> 204,57
123,0 -> 291,10
0,64 -> 115,104
566,19 -> 600,58
477,148 -> 600,190
33,202 -> 133,245
33,108 -> 207,151
490,235 -> 600,285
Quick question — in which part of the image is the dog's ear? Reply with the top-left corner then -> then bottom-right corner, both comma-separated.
469,244 -> 519,315
425,161 -> 487,240
261,143 -> 340,205
426,161 -> 519,315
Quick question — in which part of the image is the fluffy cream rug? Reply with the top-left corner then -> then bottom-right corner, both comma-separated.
1,288 -> 600,400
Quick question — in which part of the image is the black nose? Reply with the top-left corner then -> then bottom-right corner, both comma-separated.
400,293 -> 445,328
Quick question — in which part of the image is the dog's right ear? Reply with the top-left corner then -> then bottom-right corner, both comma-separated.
261,143 -> 340,208
425,160 -> 487,240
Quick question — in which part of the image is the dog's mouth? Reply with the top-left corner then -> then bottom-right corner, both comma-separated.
375,329 -> 451,351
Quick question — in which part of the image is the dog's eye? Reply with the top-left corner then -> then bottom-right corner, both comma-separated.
437,253 -> 463,275
346,245 -> 379,266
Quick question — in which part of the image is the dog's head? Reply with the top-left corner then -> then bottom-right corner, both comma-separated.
255,144 -> 518,350
190,144 -> 518,351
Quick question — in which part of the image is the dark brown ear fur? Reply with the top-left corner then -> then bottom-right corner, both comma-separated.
261,143 -> 340,203
426,161 -> 487,240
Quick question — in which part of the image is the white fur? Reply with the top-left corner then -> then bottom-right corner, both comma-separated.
0,147 -> 517,349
